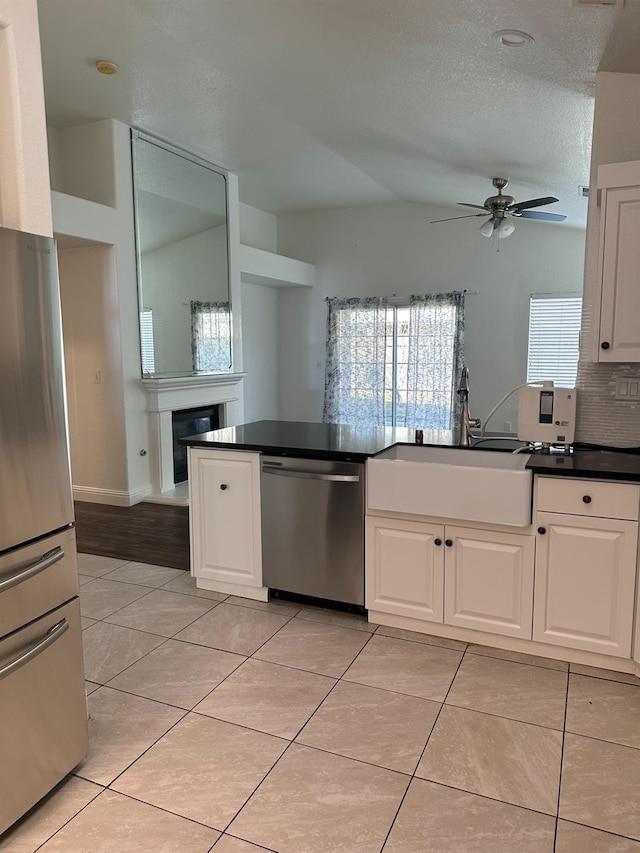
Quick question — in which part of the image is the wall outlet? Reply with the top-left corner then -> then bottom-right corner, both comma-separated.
615,378 -> 640,401
503,421 -> 512,433
94,370 -> 102,384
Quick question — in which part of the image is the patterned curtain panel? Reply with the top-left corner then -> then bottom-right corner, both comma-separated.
323,297 -> 390,425
323,292 -> 464,428
190,301 -> 232,373
404,292 -> 465,430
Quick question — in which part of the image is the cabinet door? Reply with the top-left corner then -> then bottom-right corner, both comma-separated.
444,526 -> 534,639
189,449 -> 262,587
366,517 -> 444,623
598,186 -> 640,362
533,512 -> 637,657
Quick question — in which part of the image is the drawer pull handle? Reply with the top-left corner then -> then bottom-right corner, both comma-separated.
0,619 -> 69,682
220,483 -> 228,491
434,538 -> 442,546
582,495 -> 592,504
0,546 -> 64,593
445,539 -> 453,547
538,527 -> 546,535
601,341 -> 610,350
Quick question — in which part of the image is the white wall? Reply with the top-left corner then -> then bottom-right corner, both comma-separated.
59,245 -> 129,495
239,203 -> 280,422
142,225 -> 229,375
277,202 -> 586,430
51,119 -> 153,504
576,71 -> 640,446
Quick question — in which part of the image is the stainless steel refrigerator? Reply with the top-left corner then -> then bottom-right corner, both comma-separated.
0,226 -> 88,834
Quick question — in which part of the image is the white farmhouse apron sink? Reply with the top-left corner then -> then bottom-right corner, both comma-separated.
367,445 -> 533,527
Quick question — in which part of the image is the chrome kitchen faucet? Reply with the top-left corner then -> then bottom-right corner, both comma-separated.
457,366 -> 481,447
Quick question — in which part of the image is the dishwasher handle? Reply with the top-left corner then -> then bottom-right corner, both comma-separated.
262,463 -> 360,483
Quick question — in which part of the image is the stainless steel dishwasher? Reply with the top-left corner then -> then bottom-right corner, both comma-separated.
261,456 -> 365,607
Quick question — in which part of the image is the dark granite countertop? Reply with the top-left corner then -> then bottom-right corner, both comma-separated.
526,448 -> 640,482
181,420 -> 640,481
181,419 -> 457,462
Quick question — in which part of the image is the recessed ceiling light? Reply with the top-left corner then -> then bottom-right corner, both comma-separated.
492,30 -> 535,48
95,60 -> 118,75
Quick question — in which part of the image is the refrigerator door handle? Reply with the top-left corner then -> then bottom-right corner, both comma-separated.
0,619 -> 69,682
0,546 -> 64,594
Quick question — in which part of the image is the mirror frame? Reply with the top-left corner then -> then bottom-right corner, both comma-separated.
131,128 -> 232,377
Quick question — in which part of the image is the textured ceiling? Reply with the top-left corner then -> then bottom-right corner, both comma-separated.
37,0 -> 640,227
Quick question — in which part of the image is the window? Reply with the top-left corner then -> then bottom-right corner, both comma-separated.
323,293 -> 464,428
139,309 -> 155,375
190,301 -> 232,373
527,294 -> 582,387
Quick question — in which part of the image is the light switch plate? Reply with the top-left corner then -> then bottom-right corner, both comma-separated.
615,378 -> 640,401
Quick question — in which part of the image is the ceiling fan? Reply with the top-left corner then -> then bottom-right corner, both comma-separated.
431,177 -> 567,239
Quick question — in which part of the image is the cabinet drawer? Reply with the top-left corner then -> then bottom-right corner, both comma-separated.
536,477 -> 640,521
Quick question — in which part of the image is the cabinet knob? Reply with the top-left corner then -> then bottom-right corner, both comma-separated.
434,538 -> 442,546
582,495 -> 592,504
537,526 -> 546,535
445,539 -> 453,547
220,483 -> 228,491
601,341 -> 610,350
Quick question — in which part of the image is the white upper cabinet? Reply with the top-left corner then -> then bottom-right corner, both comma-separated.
593,161 -> 640,362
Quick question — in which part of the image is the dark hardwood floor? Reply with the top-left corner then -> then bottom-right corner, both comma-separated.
74,501 -> 190,570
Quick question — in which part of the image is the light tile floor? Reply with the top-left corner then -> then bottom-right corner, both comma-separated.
3,554 -> 640,852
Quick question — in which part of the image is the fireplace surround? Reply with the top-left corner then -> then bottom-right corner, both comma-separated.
143,373 -> 245,496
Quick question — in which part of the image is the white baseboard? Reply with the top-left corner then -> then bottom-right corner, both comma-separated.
73,485 -> 153,507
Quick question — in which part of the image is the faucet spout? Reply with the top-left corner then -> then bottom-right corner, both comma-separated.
457,366 -> 481,446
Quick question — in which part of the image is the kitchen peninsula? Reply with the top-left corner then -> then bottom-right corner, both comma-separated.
182,420 -> 640,679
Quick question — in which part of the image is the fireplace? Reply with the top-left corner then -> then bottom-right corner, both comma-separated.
172,405 -> 221,484
143,373 -> 245,498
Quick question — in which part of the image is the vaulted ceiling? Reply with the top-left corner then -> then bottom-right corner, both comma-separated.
38,0 -> 640,227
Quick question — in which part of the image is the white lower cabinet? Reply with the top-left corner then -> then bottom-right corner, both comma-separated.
366,516 -> 534,638
533,511 -> 638,657
444,526 -> 534,639
189,448 -> 263,590
366,517 -> 444,623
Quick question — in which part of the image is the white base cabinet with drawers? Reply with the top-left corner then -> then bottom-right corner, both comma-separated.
533,477 -> 639,658
366,473 -> 640,672
188,447 -> 268,600
366,517 -> 534,640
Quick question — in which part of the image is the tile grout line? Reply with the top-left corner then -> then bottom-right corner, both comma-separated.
552,664 -> 571,851
208,628 -> 381,842
378,642 -> 468,851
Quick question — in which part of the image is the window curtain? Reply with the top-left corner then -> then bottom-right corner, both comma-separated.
323,292 -> 464,429
404,292 -> 465,430
190,301 -> 231,373
323,297 -> 390,424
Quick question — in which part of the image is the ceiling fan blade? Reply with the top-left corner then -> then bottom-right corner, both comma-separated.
509,196 -> 559,212
518,210 -> 567,222
430,213 -> 488,223
457,203 -> 487,210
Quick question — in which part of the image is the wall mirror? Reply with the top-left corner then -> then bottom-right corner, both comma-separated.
132,130 -> 231,377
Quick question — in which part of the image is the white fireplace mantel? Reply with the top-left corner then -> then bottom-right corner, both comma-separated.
143,373 -> 245,495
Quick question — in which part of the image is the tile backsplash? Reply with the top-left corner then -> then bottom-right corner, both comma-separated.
576,292 -> 640,447
576,361 -> 640,447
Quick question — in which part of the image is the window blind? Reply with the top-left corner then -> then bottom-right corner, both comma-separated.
139,309 -> 155,374
527,294 -> 582,387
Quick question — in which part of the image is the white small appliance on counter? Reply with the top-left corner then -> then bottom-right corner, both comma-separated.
517,382 -> 577,449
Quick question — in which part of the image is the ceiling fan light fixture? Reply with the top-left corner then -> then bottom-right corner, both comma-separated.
479,219 -> 495,238
492,29 -> 535,48
496,218 -> 516,239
